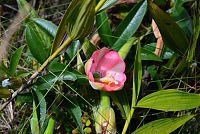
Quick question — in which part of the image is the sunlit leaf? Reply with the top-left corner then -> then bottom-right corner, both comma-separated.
44,117 -> 55,134
136,90 -> 200,111
30,100 -> 40,134
132,115 -> 194,134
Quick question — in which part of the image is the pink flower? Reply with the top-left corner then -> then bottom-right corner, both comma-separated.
85,47 -> 126,91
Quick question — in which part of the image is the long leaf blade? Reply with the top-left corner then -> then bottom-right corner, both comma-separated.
112,0 -> 147,51
136,90 -> 200,111
132,115 -> 194,134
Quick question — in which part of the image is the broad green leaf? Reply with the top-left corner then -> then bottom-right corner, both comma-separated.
96,11 -> 113,46
30,100 -> 40,134
112,0 -> 147,51
9,46 -> 24,76
141,48 -> 162,61
35,71 -> 77,89
0,87 -> 11,98
132,115 -> 194,134
171,7 -> 192,37
25,23 -> 51,64
148,0 -> 189,55
65,0 -> 95,40
44,117 -> 55,134
31,18 -> 57,38
136,90 -> 200,111
51,0 -> 95,53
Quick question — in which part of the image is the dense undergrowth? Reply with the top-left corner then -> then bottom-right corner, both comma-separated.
0,0 -> 200,133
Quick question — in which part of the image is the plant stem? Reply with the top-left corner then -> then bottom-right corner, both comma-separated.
100,91 -> 110,108
95,0 -> 107,13
38,36 -> 72,73
121,108 -> 135,134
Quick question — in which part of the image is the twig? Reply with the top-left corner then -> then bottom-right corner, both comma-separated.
0,0 -> 107,112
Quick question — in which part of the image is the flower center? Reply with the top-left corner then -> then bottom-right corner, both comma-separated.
99,72 -> 119,86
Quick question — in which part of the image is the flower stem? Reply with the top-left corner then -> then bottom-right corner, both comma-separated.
95,0 -> 107,13
121,108 -> 135,134
100,91 -> 110,108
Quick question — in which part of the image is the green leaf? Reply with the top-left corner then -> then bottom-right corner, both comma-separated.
9,46 -> 24,76
67,98 -> 83,133
51,0 -> 95,53
132,115 -> 194,134
148,0 -> 189,55
47,58 -> 66,72
171,7 -> 192,37
96,11 -> 113,46
16,0 -> 37,18
44,117 -> 55,134
98,0 -> 117,12
35,71 -> 77,89
31,18 -> 58,38
34,88 -> 47,128
82,38 -> 97,59
66,40 -> 80,59
118,37 -> 136,60
136,90 -> 200,111
112,0 -> 147,51
141,48 -> 162,61
133,41 -> 142,102
110,90 -> 130,119
16,93 -> 32,106
0,87 -> 11,98
25,23 -> 51,64
30,100 -> 40,134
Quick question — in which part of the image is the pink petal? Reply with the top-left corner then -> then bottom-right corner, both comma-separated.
96,51 -> 125,75
90,47 -> 110,73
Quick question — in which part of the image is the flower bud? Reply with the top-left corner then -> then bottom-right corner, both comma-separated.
94,107 -> 116,134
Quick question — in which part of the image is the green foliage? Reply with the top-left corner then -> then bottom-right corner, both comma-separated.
112,0 -> 147,51
25,22 -> 51,64
136,90 -> 200,111
9,46 -> 24,76
0,0 -> 198,133
148,0 -> 189,55
132,115 -> 194,134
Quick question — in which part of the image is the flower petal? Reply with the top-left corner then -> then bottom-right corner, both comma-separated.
96,51 -> 125,76
90,47 -> 110,73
